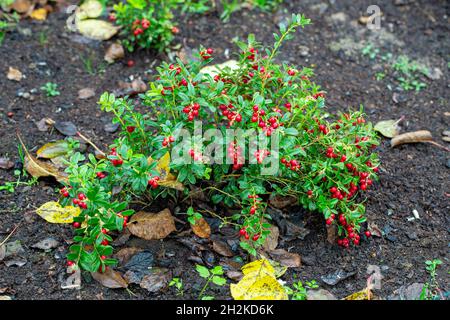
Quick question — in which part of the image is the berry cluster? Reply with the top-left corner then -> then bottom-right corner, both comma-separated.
219,104 -> 242,127
182,103 -> 201,121
162,136 -> 175,147
281,158 -> 300,171
109,148 -> 123,166
254,149 -> 270,164
148,176 -> 160,189
132,18 -> 150,36
227,141 -> 244,170
200,48 -> 214,60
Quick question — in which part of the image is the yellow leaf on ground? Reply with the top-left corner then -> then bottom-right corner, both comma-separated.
343,288 -> 372,300
36,201 -> 81,224
148,152 -> 184,191
76,19 -> 118,41
230,259 -> 288,300
24,153 -> 68,183
30,8 -> 47,20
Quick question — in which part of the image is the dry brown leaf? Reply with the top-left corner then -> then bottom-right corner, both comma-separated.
114,247 -> 143,265
267,249 -> 301,268
127,209 -> 176,240
24,153 -> 67,183
104,42 -> 124,63
212,239 -> 233,257
78,88 -> 95,100
269,195 -> 297,209
0,157 -> 14,170
391,130 -> 433,147
91,268 -> 128,289
262,224 -> 279,251
326,224 -> 338,244
191,217 -> 211,239
7,67 -> 22,81
11,0 -> 32,13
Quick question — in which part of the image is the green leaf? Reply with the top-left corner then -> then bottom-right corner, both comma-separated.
196,264 -> 210,278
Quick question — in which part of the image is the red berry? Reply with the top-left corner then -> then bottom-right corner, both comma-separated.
169,136 -> 175,143
79,202 -> 87,210
127,60 -> 135,67
239,228 -> 246,236
340,155 -> 347,162
127,126 -> 136,133
101,240 -> 109,246
307,190 -> 313,196
73,222 -> 81,228
252,234 -> 260,241
101,255 -> 106,260
326,218 -> 333,225
330,187 -> 337,194
67,261 -> 74,267
249,206 -> 256,215
72,199 -> 80,205
206,48 -> 214,55
78,193 -> 86,201
365,231 -> 371,238
101,228 -> 107,234
244,233 -> 250,240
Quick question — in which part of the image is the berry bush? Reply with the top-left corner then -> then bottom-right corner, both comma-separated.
111,0 -> 180,52
61,14 -> 380,272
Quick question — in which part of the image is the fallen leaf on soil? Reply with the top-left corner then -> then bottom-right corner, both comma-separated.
76,0 -> 103,20
307,289 -> 337,300
30,8 -> 47,20
104,42 -> 124,63
76,19 -> 119,41
358,16 -> 370,25
50,155 -> 69,169
267,249 -> 301,268
35,117 -> 54,132
374,119 -> 401,138
269,195 -> 297,209
367,222 -> 382,237
24,153 -> 67,183
7,67 -> 22,81
230,259 -> 288,300
212,239 -> 233,257
343,287 -> 372,300
326,224 -> 338,244
391,130 -> 433,147
31,237 -> 58,250
11,0 -> 32,13
124,251 -> 154,274
61,269 -> 81,290
0,157 -> 14,170
91,268 -> 128,289
54,121 -> 77,136
78,88 -> 95,100
36,201 -> 81,224
139,268 -> 172,293
36,140 -> 69,159
201,60 -> 239,77
127,209 -> 176,240
114,247 -> 143,265
226,270 -> 243,281
262,224 -> 279,251
192,217 -> 211,239
321,269 -> 356,286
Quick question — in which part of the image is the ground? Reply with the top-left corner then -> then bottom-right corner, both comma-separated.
0,0 -> 448,300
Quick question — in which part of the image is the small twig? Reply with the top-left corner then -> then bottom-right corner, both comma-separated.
0,223 -> 20,246
76,131 -> 106,157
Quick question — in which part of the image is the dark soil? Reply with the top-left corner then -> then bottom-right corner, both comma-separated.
0,0 -> 449,300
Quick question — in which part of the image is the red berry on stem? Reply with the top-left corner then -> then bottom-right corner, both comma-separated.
73,222 -> 81,228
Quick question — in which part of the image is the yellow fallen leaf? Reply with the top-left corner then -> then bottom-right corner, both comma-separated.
230,259 -> 288,300
76,19 -> 119,41
36,201 -> 81,224
30,8 -> 47,21
148,152 -> 184,191
343,288 -> 372,300
76,0 -> 103,20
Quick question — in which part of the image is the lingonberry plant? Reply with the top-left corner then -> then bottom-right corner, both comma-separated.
112,0 -> 180,52
61,14 -> 380,272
